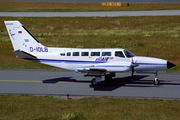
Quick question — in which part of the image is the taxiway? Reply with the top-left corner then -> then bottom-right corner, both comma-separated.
0,69 -> 180,99
1,10 -> 180,17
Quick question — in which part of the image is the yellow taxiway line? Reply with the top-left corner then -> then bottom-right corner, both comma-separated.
0,80 -> 75,83
0,80 -> 180,86
0,80 -> 41,82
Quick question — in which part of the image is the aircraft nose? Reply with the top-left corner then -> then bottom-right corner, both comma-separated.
167,61 -> 176,69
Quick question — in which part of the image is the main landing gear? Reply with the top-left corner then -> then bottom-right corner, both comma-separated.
91,77 -> 101,86
91,78 -> 97,86
105,74 -> 113,81
91,73 -> 114,86
91,78 -> 98,86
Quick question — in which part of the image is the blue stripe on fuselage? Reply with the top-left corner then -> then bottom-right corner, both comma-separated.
25,58 -> 107,64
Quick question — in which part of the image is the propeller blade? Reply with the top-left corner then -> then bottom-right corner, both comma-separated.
131,58 -> 139,68
131,58 -> 138,82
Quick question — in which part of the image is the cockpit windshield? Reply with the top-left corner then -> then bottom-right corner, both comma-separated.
124,50 -> 135,58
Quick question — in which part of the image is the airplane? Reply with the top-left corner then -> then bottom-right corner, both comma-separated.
4,21 -> 176,86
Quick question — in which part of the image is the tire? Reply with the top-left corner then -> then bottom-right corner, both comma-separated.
105,74 -> 112,81
91,78 -> 98,86
153,78 -> 159,85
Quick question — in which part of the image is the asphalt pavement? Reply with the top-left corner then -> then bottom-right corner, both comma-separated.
1,10 -> 180,17
0,69 -> 180,99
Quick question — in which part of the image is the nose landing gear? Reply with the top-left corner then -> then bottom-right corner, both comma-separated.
153,78 -> 159,85
153,71 -> 159,85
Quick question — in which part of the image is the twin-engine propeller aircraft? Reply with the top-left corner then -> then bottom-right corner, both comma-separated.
5,21 -> 176,86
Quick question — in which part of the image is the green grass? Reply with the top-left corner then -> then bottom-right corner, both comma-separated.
0,95 -> 180,120
1,1 -> 180,12
0,16 -> 180,71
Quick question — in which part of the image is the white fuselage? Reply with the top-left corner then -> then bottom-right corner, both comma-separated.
29,47 -> 168,72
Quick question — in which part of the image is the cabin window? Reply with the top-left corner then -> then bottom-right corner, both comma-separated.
91,52 -> 100,56
81,52 -> 89,56
60,53 -> 65,56
73,52 -> 79,56
102,52 -> 111,56
67,52 -> 71,56
115,51 -> 125,58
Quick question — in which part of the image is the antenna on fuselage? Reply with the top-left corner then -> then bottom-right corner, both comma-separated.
146,46 -> 149,57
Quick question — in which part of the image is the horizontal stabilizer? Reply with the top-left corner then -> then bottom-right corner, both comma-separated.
13,50 -> 37,59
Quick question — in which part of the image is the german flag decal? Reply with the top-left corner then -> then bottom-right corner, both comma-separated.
18,31 -> 22,34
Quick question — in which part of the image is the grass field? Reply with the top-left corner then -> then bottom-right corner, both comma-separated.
1,1 -> 180,12
0,95 -> 180,119
0,16 -> 180,71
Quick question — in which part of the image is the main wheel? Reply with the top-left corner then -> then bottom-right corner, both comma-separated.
153,78 -> 159,85
105,74 -> 112,81
91,78 -> 98,86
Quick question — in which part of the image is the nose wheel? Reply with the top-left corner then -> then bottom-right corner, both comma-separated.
153,78 -> 159,85
153,71 -> 159,85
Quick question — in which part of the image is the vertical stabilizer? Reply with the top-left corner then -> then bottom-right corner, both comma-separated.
4,21 -> 47,54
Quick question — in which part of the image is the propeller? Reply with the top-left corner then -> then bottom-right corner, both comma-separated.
131,58 -> 138,82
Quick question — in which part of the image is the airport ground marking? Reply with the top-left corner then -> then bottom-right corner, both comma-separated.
0,80 -> 180,86
0,80 -> 75,83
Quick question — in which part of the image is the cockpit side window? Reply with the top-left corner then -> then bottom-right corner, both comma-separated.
115,51 -> 125,58
124,50 -> 135,58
